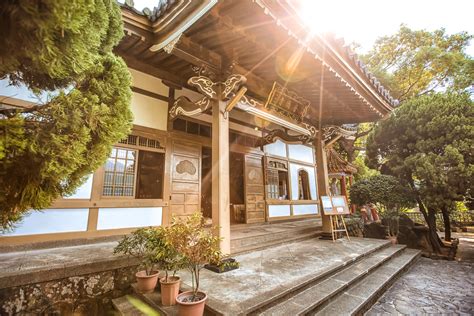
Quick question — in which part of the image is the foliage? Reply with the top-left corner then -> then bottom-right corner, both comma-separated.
353,155 -> 379,181
167,213 -> 221,298
362,25 -> 473,101
114,227 -> 162,276
367,93 -> 473,211
0,0 -> 123,90
0,1 -> 132,230
366,92 -> 473,247
153,227 -> 187,282
349,175 -> 415,211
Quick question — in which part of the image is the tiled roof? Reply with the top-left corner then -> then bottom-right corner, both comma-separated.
327,147 -> 358,175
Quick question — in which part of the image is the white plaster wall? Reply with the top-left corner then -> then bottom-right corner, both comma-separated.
288,144 -> 314,164
264,139 -> 287,157
2,209 -> 89,236
268,204 -> 291,217
293,204 -> 319,216
129,68 -> 169,96
131,92 -> 168,131
97,207 -> 162,230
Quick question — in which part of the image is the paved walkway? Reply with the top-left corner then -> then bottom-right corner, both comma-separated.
366,231 -> 474,315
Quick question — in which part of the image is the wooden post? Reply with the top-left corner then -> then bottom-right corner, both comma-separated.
315,140 -> 333,239
211,97 -> 231,254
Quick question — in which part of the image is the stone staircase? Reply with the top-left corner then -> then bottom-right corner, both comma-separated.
230,219 -> 322,254
112,241 -> 420,316
252,245 -> 419,316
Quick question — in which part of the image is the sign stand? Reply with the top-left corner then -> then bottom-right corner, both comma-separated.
329,214 -> 351,242
320,195 -> 351,242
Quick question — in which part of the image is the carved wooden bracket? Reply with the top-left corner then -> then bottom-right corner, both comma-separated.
169,74 -> 247,119
257,129 -> 312,147
322,125 -> 357,144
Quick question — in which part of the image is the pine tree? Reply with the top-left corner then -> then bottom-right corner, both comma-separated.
0,0 -> 133,230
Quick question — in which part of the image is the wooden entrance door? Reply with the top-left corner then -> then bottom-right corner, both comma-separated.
169,141 -> 201,219
244,154 -> 265,223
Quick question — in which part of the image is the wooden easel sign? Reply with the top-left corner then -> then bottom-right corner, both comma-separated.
320,195 -> 351,241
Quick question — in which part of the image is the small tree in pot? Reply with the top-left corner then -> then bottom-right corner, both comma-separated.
114,227 -> 161,293
167,213 -> 221,316
154,227 -> 187,306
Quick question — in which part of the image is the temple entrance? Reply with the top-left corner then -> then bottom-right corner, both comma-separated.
201,147 -> 212,220
230,152 -> 245,224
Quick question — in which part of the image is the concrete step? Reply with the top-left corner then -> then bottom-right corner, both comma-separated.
112,295 -> 148,316
254,244 -> 406,316
314,248 -> 421,316
130,284 -> 179,316
231,222 -> 322,255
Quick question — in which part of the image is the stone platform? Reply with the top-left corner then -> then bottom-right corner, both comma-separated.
0,218 -> 321,314
113,237 -> 420,316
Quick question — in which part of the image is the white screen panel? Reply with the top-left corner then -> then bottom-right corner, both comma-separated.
289,163 -> 317,200
264,139 -> 287,157
268,204 -> 291,217
293,204 -> 319,216
2,209 -> 89,236
288,144 -> 314,164
97,207 -> 162,230
64,174 -> 93,199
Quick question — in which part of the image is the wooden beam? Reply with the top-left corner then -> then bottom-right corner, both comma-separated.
225,86 -> 247,112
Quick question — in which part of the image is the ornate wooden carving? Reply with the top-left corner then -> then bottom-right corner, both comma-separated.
265,82 -> 311,123
169,74 -> 246,119
257,129 -> 312,146
322,125 -> 357,142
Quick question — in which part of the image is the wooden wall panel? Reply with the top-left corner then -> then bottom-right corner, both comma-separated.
244,154 -> 266,223
170,141 -> 201,219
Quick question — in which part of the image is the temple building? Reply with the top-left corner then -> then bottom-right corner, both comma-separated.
0,0 -> 395,254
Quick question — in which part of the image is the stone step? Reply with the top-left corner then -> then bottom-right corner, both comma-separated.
112,295 -> 148,316
254,244 -> 406,316
313,248 -> 421,316
231,223 -> 322,255
130,284 -> 179,316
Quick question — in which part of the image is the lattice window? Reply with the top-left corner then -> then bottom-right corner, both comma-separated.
103,147 -> 137,197
118,135 -> 164,150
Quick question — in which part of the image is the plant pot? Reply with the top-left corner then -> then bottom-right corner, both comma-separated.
176,291 -> 207,316
135,270 -> 159,293
205,258 -> 239,273
160,276 -> 181,306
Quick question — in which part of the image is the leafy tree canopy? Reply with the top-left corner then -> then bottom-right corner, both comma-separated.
349,174 -> 415,211
0,0 -> 133,230
0,0 -> 123,90
362,25 -> 473,102
366,93 -> 473,211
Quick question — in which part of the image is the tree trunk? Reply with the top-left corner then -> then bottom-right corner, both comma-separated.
416,197 -> 442,253
441,207 -> 451,242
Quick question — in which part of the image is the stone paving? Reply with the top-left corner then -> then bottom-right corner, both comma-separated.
366,231 -> 474,315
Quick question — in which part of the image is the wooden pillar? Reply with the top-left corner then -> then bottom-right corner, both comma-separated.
315,140 -> 333,239
340,176 -> 347,198
211,98 -> 231,254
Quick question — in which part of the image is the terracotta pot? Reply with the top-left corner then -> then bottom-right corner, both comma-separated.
135,270 -> 159,293
176,291 -> 207,316
160,276 -> 181,306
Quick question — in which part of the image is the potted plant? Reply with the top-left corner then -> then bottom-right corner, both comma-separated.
167,213 -> 221,316
154,227 -> 187,306
114,227 -> 161,293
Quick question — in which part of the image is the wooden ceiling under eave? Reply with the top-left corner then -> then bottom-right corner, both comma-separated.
117,0 -> 393,126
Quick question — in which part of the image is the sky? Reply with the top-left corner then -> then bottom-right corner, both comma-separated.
127,0 -> 474,55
